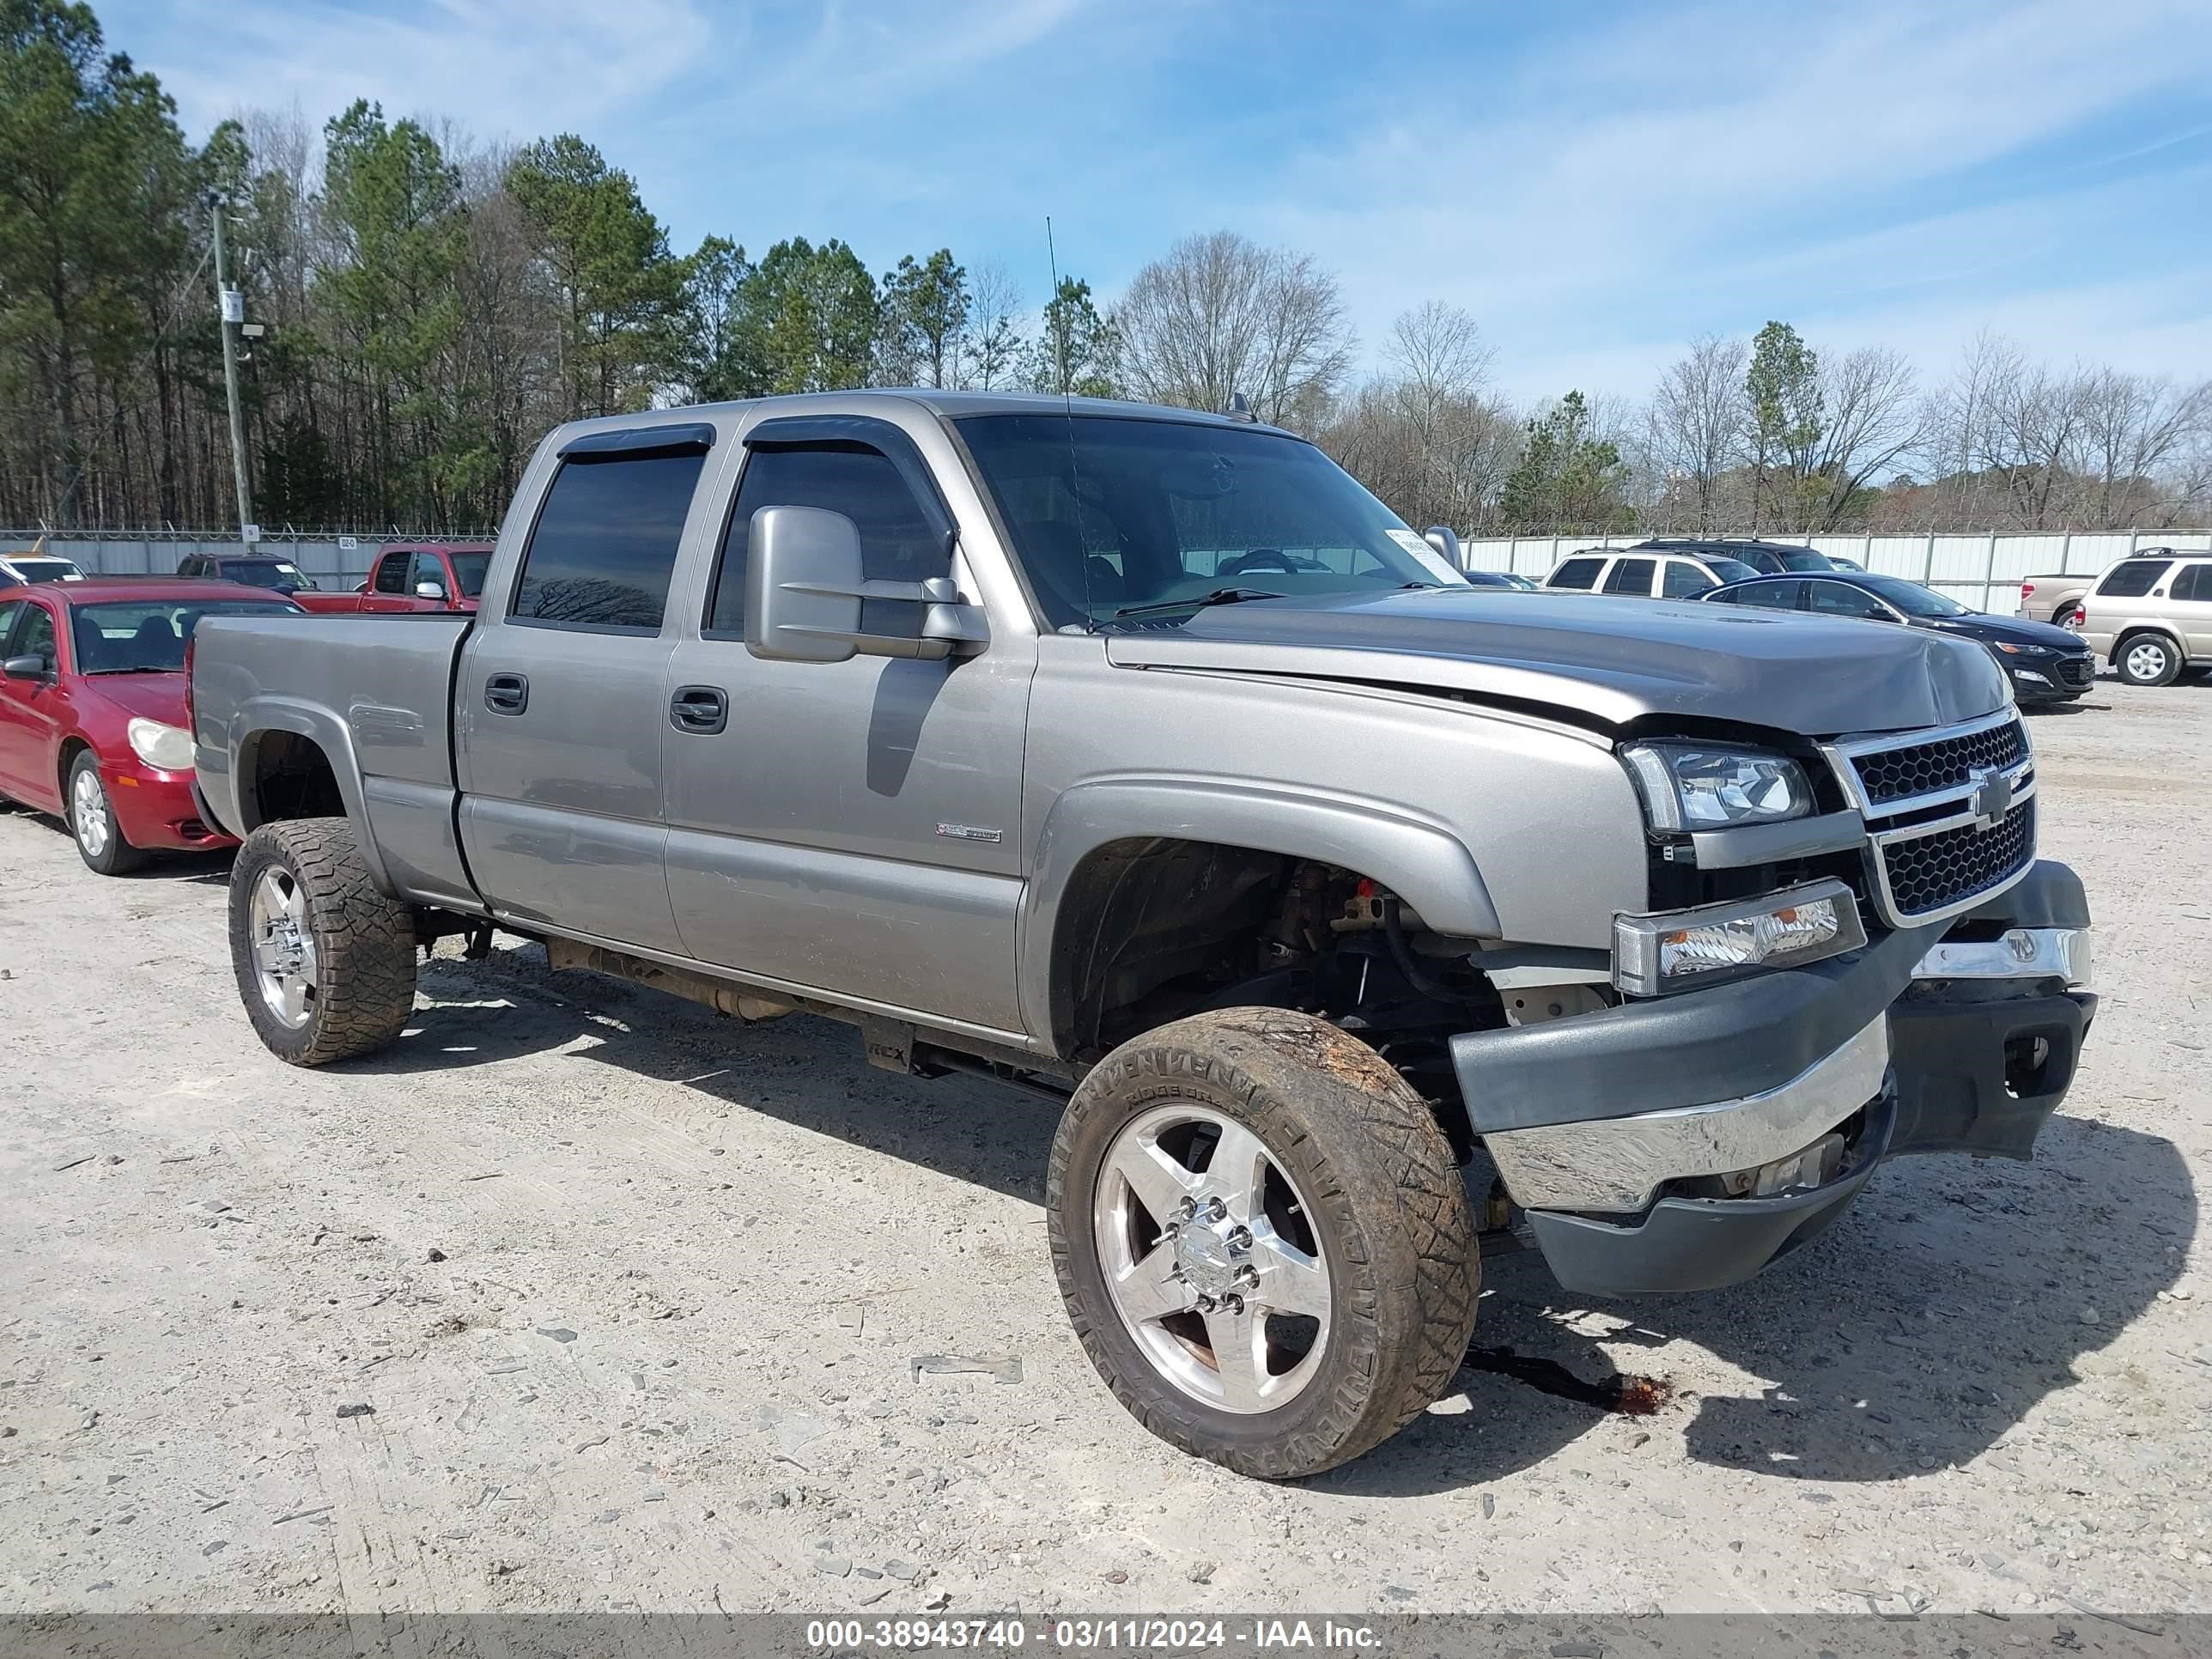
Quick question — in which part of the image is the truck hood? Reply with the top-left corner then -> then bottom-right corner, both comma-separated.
1103,588 -> 2010,736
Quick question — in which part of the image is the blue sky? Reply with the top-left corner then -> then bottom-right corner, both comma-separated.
108,0 -> 2212,403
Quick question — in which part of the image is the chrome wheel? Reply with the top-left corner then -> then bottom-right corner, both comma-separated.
248,866 -> 319,1030
71,765 -> 111,858
1092,1103 -> 1331,1414
2124,641 -> 2170,682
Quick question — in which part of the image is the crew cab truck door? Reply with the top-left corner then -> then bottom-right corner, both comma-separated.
362,549 -> 414,612
659,413 -> 1031,1034
455,423 -> 717,956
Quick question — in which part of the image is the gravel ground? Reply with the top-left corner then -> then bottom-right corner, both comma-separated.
1,678 -> 2206,1620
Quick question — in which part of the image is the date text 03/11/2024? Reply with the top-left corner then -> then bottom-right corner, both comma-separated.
803,1618 -> 1384,1651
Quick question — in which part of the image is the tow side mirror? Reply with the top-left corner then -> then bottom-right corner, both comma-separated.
2,653 -> 49,681
415,580 -> 448,601
745,505 -> 988,665
1422,526 -> 1464,569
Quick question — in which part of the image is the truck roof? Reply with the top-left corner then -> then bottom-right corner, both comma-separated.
556,388 -> 1291,435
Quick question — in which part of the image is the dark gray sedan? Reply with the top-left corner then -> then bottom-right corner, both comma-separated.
1694,570 -> 2098,705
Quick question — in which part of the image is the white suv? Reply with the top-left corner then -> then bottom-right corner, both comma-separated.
1541,547 -> 1761,599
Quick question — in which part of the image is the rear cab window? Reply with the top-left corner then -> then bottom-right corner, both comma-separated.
1547,557 -> 1605,591
510,432 -> 713,633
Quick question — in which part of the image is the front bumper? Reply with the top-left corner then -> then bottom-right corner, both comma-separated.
1458,860 -> 2093,1297
106,762 -> 235,852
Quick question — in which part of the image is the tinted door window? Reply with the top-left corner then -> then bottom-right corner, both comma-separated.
2096,560 -> 2170,599
0,600 -> 20,642
1806,581 -> 1888,618
1601,557 -> 1656,595
10,605 -> 57,669
1733,580 -> 1803,610
410,552 -> 450,595
1548,557 -> 1603,590
512,451 -> 706,631
449,551 -> 491,598
707,443 -> 946,636
1660,560 -> 1709,599
2172,563 -> 2212,602
372,553 -> 412,594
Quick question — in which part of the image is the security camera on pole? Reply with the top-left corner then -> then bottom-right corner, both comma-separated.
208,191 -> 258,547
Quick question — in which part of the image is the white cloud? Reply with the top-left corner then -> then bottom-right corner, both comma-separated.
1253,0 -> 2212,396
123,0 -> 714,146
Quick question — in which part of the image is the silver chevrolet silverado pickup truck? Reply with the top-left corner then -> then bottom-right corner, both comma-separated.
190,391 -> 2095,1479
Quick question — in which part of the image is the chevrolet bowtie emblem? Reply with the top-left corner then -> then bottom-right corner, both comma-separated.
1968,765 -> 2013,832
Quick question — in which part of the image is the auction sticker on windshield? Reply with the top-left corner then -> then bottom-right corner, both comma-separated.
1388,527 -> 1458,580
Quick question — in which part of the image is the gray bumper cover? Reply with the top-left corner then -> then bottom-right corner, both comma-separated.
1456,860 -> 2092,1297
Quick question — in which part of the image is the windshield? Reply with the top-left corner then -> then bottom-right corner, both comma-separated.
71,598 -> 301,673
222,560 -> 318,590
1773,549 -> 1836,572
449,551 -> 491,598
1857,575 -> 1970,617
8,559 -> 82,583
956,415 -> 1464,629
1705,557 -> 1761,584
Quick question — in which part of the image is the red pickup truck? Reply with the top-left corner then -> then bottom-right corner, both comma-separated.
176,544 -> 491,613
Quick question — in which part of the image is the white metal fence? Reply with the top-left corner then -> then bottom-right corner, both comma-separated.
1456,530 -> 2212,614
19,526 -> 2212,617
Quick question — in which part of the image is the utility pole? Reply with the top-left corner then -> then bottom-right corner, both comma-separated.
208,192 -> 256,543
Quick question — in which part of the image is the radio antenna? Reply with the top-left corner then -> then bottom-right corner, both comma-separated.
1045,216 -> 1095,632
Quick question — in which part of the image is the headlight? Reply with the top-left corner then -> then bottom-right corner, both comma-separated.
126,717 -> 195,771
1620,743 -> 1813,831
1613,880 -> 1865,996
1992,642 -> 2027,655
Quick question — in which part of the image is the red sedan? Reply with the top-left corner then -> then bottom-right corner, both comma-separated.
0,579 -> 304,874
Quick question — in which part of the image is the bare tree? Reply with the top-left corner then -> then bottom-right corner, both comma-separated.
959,258 -> 1024,390
1115,230 -> 1352,430
1644,334 -> 1747,532
1799,345 -> 1923,529
1318,302 -> 1517,533
2073,367 -> 2212,527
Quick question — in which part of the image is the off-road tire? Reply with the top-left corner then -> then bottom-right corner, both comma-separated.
229,816 -> 417,1065
68,750 -> 147,876
1048,1007 -> 1478,1480
2116,633 -> 2182,687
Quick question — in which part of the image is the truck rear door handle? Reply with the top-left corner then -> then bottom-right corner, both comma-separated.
483,672 -> 528,715
669,684 -> 728,735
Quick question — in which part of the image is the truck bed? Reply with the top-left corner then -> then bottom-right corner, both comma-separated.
191,611 -> 479,911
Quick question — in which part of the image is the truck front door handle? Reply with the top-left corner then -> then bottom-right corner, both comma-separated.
669,684 -> 729,735
483,672 -> 528,715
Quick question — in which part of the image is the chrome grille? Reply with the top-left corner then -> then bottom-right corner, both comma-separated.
1824,710 -> 2038,927
1880,799 -> 2036,921
1850,718 -> 2027,807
